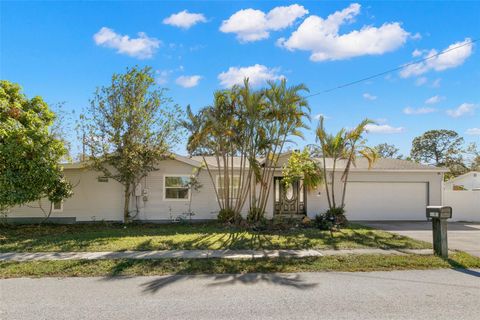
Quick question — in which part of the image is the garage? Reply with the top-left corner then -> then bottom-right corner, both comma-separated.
345,182 -> 429,220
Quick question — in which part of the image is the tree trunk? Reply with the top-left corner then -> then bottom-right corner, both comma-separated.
123,184 -> 131,223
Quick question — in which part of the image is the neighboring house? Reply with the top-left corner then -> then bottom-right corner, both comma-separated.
7,153 -> 447,223
444,171 -> 480,191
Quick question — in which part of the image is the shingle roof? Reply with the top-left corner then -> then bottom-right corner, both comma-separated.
189,155 -> 446,172
63,153 -> 447,172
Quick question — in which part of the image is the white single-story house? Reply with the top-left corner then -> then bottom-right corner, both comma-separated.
444,171 -> 480,191
7,153 -> 448,223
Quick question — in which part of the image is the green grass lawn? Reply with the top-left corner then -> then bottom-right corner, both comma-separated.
1,253 -> 479,278
0,222 -> 431,252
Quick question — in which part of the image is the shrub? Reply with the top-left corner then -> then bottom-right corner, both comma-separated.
246,207 -> 264,223
315,207 -> 348,230
314,213 -> 334,230
217,208 -> 235,224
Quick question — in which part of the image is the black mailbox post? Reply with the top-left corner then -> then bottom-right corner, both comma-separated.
426,206 -> 452,258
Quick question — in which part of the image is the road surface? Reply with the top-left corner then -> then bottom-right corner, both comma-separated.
1,269 -> 479,319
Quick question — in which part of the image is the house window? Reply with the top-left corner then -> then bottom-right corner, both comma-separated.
51,201 -> 63,212
164,176 -> 190,200
216,175 -> 240,199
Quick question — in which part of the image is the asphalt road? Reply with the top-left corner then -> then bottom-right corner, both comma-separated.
363,221 -> 480,257
1,269 -> 479,320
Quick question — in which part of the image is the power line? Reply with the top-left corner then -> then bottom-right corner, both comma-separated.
304,38 -> 478,98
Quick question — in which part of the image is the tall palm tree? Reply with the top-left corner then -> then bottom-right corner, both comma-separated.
315,116 -> 347,210
253,79 -> 310,220
340,119 -> 378,208
315,117 -> 378,217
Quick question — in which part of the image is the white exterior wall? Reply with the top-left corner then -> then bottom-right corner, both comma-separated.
133,159 -> 220,221
8,168 -> 124,222
445,172 -> 480,190
7,159 -> 445,223
443,191 -> 480,222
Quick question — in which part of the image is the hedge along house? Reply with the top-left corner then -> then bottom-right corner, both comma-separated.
6,153 -> 447,223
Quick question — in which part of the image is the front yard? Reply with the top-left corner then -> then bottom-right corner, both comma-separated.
0,222 -> 431,252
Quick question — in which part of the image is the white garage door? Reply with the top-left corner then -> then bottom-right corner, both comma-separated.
345,182 -> 428,220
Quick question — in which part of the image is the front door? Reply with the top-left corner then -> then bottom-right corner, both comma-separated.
274,177 -> 305,215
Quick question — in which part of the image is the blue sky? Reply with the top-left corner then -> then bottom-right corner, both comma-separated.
1,1 -> 479,156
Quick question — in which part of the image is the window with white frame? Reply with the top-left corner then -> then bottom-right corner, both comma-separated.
216,175 -> 240,199
51,201 -> 63,212
164,176 -> 190,200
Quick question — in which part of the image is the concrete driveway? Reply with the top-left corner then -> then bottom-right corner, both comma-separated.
363,221 -> 480,257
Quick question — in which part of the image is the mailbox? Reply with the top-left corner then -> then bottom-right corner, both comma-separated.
426,206 -> 452,220
426,206 -> 452,258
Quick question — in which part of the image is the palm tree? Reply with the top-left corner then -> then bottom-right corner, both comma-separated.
315,117 -> 378,220
315,116 -> 347,210
340,119 -> 378,208
253,79 -> 310,220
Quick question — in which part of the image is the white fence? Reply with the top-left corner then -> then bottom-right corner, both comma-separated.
443,191 -> 480,222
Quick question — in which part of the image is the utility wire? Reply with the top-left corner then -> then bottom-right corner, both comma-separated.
304,38 -> 478,98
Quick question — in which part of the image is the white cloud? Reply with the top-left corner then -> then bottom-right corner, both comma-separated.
218,64 -> 285,87
220,4 -> 308,42
155,70 -> 172,85
412,49 -> 423,57
279,3 -> 409,61
363,93 -> 377,101
446,103 -> 476,118
415,77 -> 428,86
366,124 -> 405,134
175,75 -> 202,88
163,10 -> 207,29
93,27 -> 160,59
466,128 -> 480,135
400,38 -> 473,78
425,95 -> 444,104
431,78 -> 441,88
403,107 -> 437,115
411,32 -> 422,40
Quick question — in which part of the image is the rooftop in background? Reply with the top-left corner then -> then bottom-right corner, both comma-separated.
63,153 -> 448,173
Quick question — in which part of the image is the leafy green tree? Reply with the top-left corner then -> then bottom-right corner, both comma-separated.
410,129 -> 466,178
374,143 -> 402,159
466,143 -> 480,171
282,149 -> 323,190
0,80 -> 72,215
410,130 -> 464,166
81,66 -> 183,222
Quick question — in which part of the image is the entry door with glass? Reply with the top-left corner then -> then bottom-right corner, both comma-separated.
274,177 -> 305,215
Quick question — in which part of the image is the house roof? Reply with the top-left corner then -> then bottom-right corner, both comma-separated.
191,155 -> 446,172
445,171 -> 480,183
62,153 -> 447,173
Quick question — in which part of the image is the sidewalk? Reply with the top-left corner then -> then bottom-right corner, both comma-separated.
0,248 -> 435,261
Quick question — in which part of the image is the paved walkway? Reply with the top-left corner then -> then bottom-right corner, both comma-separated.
0,248 -> 435,261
